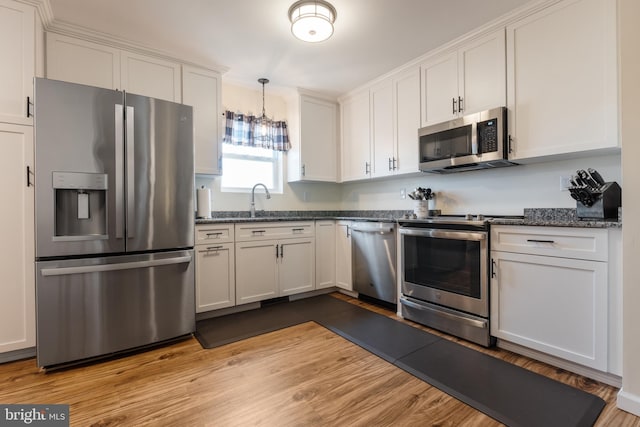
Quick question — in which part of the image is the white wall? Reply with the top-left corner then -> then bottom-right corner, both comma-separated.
196,82 -> 341,214
340,154 -> 621,215
617,0 -> 640,416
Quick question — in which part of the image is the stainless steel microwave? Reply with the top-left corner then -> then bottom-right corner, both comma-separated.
418,107 -> 517,173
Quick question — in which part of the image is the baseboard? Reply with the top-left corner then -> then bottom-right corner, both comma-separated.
497,339 -> 622,388
0,347 -> 36,365
617,389 -> 640,417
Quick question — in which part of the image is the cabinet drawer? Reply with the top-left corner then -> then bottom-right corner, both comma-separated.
235,222 -> 314,242
195,224 -> 234,245
491,226 -> 607,261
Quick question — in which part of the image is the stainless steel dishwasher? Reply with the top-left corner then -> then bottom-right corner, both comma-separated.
351,222 -> 397,304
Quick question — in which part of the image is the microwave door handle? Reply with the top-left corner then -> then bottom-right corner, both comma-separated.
471,121 -> 478,155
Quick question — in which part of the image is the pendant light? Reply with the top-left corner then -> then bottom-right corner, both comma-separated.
288,0 -> 337,43
255,78 -> 274,145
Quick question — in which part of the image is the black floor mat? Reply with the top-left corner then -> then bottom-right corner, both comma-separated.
195,294 -> 605,427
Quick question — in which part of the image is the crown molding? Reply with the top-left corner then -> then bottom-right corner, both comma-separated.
339,0 -> 564,101
19,0 -> 229,75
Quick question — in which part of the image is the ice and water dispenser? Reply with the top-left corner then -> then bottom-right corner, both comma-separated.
53,172 -> 108,240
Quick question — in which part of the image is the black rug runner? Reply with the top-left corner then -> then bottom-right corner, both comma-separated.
195,294 -> 605,427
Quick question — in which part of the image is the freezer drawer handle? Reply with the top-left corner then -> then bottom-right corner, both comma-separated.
40,255 -> 192,277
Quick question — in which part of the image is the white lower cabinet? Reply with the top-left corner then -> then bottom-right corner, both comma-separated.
490,226 -> 610,371
235,240 -> 279,304
0,123 -> 35,354
195,224 -> 235,313
235,222 -> 315,305
279,238 -> 315,296
315,221 -> 336,289
335,221 -> 353,291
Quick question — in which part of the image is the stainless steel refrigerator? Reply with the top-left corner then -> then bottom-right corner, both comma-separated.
34,78 -> 195,369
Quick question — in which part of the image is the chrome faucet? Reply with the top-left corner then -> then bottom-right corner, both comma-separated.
250,183 -> 271,218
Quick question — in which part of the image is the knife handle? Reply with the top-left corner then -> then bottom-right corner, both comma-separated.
588,168 -> 606,186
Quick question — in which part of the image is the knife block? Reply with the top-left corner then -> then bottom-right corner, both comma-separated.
576,182 -> 621,220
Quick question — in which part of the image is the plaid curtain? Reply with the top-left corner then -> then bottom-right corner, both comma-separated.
223,110 -> 290,152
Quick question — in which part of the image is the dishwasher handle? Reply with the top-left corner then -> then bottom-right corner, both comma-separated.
351,223 -> 395,234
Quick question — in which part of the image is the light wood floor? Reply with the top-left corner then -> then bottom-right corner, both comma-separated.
0,293 -> 638,426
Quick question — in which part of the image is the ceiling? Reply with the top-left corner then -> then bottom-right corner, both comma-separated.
47,0 -> 534,98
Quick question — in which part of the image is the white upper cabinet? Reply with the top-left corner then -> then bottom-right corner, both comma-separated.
120,51 -> 181,102
370,66 -> 420,177
370,79 -> 394,178
0,0 -> 35,125
420,29 -> 506,127
341,65 -> 420,182
46,33 -> 121,90
46,34 -> 181,102
392,66 -> 421,175
420,51 -> 459,126
288,94 -> 338,182
340,90 -> 371,181
182,66 -> 222,175
507,0 -> 618,161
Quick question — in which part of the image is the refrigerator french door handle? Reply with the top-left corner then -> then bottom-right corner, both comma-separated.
115,104 -> 124,239
126,105 -> 135,239
40,255 -> 192,277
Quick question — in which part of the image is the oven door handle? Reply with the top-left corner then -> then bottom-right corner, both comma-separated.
399,227 -> 486,241
400,297 -> 488,329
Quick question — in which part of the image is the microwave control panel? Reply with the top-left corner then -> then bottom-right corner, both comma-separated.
477,119 -> 498,153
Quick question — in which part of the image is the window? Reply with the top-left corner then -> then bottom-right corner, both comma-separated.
220,144 -> 283,193
220,110 -> 289,193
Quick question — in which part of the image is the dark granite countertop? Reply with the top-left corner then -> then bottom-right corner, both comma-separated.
195,210 -> 404,225
490,208 -> 622,229
195,208 -> 621,229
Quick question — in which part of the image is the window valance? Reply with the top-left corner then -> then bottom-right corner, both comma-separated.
222,111 -> 291,152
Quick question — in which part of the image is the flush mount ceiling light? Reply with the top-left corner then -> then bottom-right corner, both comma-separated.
288,0 -> 337,43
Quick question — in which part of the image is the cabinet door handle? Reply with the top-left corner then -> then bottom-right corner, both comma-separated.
280,244 -> 284,258
26,166 -> 33,187
508,135 -> 514,153
275,244 -> 279,258
452,97 -> 457,115
206,232 -> 223,237
205,246 -> 223,251
346,226 -> 351,238
27,96 -> 33,118
491,258 -> 496,278
252,230 -> 266,235
388,158 -> 393,171
292,228 -> 305,232
527,239 -> 555,244
458,96 -> 464,113
393,157 -> 397,170
302,164 -> 306,177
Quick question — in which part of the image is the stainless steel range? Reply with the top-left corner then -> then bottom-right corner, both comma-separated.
398,214 -> 497,347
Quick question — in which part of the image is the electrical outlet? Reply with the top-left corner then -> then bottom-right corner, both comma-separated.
560,175 -> 571,191
400,188 -> 406,199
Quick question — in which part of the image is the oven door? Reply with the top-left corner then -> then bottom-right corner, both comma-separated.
400,227 -> 488,317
